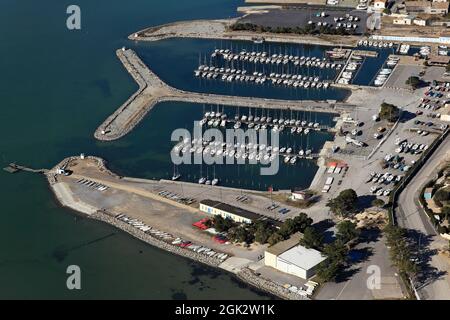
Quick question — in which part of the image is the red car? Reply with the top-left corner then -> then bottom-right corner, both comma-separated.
179,241 -> 192,248
213,235 -> 228,244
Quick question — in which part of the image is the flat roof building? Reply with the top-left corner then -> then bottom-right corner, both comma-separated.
265,233 -> 327,279
428,55 -> 450,66
199,199 -> 282,227
405,0 -> 449,14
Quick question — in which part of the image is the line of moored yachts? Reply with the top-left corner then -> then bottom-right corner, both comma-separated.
195,65 -> 330,89
173,137 -> 314,165
199,111 -> 321,133
211,48 -> 344,69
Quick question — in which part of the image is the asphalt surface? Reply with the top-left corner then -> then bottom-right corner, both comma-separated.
396,136 -> 450,300
239,8 -> 368,35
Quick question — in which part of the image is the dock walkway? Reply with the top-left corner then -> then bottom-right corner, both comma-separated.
3,163 -> 48,174
94,49 -> 354,141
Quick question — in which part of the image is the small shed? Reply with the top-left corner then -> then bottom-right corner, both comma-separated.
424,187 -> 434,200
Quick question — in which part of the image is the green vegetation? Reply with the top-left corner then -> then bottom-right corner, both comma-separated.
371,198 -> 386,208
384,224 -> 419,279
267,232 -> 284,246
266,213 -> 314,246
223,213 -> 314,245
434,188 -> 450,202
379,102 -> 400,123
278,213 -> 313,238
316,221 -> 361,282
442,206 -> 450,221
336,221 -> 360,244
316,240 -> 349,282
253,220 -> 277,244
227,225 -> 254,244
326,189 -> 359,217
406,76 -> 421,89
299,226 -> 324,250
229,22 -> 355,36
383,8 -> 391,15
212,215 -> 235,232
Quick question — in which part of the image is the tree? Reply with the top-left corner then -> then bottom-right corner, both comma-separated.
277,219 -> 297,239
326,189 -> 359,217
336,221 -> 360,244
316,239 -> 349,282
292,213 -> 313,232
212,215 -> 235,232
254,221 -> 275,244
228,225 -> 253,244
277,213 -> 313,239
406,76 -> 421,89
442,206 -> 450,221
384,224 -> 420,278
300,226 -> 324,250
371,198 -> 385,208
379,102 -> 400,123
267,232 -> 284,246
323,239 -> 348,263
316,260 -> 340,282
434,188 -> 450,202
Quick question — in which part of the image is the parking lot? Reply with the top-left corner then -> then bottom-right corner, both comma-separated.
238,7 -> 368,35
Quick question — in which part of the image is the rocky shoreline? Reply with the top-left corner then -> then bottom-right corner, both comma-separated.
91,211 -> 224,267
91,211 -> 307,300
47,155 -> 309,300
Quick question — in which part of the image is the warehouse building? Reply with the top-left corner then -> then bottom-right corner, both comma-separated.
264,233 -> 327,279
405,0 -> 449,14
199,199 -> 282,227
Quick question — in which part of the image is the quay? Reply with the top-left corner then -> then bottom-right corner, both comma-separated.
352,50 -> 379,58
129,19 -> 361,48
46,155 -> 310,300
95,48 -> 354,141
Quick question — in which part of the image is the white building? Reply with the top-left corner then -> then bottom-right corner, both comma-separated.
265,233 -> 327,279
290,190 -> 311,201
393,15 -> 415,25
374,0 -> 387,9
199,199 -> 281,227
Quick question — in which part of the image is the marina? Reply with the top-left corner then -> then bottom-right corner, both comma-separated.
95,48 -> 348,142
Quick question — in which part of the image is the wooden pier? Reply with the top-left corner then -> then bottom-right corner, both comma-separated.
352,50 -> 379,58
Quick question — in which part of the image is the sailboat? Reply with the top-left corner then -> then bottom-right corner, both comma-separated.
172,165 -> 181,181
211,166 -> 219,186
205,167 -> 211,185
198,164 -> 206,184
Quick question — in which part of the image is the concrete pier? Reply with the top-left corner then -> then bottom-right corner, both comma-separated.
95,49 -> 354,141
3,163 -> 48,174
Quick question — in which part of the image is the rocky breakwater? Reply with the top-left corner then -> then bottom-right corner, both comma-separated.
237,268 -> 308,300
91,211 -> 224,268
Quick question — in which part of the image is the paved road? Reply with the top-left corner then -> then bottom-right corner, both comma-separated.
396,136 -> 450,300
316,232 -> 404,300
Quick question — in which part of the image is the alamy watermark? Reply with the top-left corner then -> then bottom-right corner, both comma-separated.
366,265 -> 381,290
66,5 -> 81,30
66,265 -> 81,290
170,122 -> 280,175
